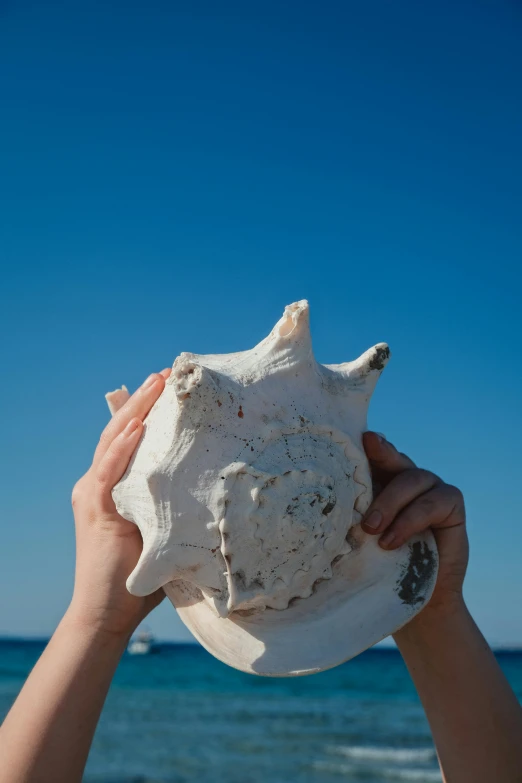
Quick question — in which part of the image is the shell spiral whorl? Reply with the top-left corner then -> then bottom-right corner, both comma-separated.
216,427 -> 367,615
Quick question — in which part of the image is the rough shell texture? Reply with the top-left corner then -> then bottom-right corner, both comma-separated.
107,301 -> 438,675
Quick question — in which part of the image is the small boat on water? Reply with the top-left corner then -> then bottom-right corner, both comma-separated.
127,629 -> 154,655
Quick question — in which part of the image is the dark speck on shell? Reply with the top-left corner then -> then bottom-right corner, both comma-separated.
396,541 -> 436,606
368,345 -> 390,372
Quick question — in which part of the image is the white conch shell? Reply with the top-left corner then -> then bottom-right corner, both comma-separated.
105,385 -> 130,416
106,301 -> 438,675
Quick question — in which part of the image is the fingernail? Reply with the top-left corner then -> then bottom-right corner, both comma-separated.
142,374 -> 160,389
376,433 -> 386,443
380,530 -> 396,548
124,418 -> 141,436
364,510 -> 382,530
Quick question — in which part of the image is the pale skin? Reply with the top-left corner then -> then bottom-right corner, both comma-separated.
362,432 -> 522,783
0,375 -> 521,782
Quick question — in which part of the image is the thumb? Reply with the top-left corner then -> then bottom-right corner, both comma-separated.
363,431 -> 416,475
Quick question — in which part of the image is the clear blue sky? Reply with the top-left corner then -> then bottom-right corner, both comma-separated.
1,0 -> 521,645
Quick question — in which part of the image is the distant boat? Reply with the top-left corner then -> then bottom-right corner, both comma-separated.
127,629 -> 154,655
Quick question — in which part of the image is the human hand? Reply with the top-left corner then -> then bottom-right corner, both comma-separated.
68,370 -> 171,639
362,431 -> 468,618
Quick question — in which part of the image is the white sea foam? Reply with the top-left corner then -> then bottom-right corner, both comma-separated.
327,745 -> 436,763
313,760 -> 441,781
383,770 -> 441,782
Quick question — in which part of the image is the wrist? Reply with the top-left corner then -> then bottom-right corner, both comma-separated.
393,593 -> 468,646
62,604 -> 134,649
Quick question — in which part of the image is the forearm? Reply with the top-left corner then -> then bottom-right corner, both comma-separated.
394,600 -> 522,783
0,610 -> 128,783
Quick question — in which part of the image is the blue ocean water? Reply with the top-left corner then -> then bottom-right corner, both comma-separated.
0,641 -> 521,783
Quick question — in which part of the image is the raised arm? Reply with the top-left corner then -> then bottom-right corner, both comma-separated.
362,432 -> 522,783
0,370 -> 170,783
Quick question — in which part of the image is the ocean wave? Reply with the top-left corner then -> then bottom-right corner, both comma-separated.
383,770 -> 441,782
327,745 -> 436,763
313,760 -> 441,781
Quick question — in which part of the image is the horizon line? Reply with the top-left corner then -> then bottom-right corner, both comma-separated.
1,635 -> 521,653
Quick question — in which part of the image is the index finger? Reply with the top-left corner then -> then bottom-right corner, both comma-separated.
105,368 -> 172,415
363,431 -> 416,475
93,372 -> 166,469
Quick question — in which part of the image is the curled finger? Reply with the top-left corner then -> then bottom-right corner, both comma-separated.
362,468 -> 441,536
363,432 -> 416,476
378,484 -> 464,551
